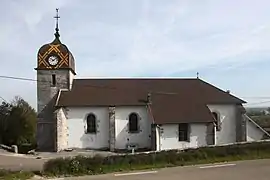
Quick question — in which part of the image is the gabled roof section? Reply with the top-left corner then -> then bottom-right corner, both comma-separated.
56,78 -> 245,107
197,79 -> 246,104
149,93 -> 215,124
56,78 -> 246,124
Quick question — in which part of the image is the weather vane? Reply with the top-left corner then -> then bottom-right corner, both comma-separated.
54,8 -> 60,38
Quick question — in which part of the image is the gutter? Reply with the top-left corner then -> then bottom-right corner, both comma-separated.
146,104 -> 156,124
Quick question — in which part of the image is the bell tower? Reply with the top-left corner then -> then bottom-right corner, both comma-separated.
35,9 -> 76,151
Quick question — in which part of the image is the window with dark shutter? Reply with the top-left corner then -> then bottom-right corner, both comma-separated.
178,123 -> 189,141
129,113 -> 139,133
52,74 -> 56,87
86,113 -> 97,133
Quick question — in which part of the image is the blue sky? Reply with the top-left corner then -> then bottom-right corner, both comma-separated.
1,0 -> 270,109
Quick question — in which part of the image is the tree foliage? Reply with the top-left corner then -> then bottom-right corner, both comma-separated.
251,115 -> 270,128
247,107 -> 270,129
0,96 -> 37,146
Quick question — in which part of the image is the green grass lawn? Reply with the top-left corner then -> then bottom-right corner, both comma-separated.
2,141 -> 270,179
0,170 -> 34,180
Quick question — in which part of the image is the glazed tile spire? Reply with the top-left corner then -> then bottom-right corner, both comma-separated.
36,7 -> 76,75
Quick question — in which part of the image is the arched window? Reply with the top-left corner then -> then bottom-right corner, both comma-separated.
128,113 -> 139,133
212,112 -> 221,131
86,113 -> 97,133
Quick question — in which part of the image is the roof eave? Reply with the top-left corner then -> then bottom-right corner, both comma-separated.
198,79 -> 247,104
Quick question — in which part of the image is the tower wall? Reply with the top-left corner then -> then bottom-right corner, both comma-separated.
35,9 -> 76,151
36,69 -> 71,152
37,70 -> 70,114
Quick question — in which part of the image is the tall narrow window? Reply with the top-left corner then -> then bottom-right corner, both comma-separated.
52,74 -> 56,87
212,112 -> 221,131
86,113 -> 97,133
128,113 -> 139,133
178,123 -> 189,141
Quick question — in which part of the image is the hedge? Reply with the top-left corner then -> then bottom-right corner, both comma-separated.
43,141 -> 270,177
18,143 -> 36,154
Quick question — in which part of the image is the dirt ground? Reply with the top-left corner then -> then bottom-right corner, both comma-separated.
0,149 -> 117,171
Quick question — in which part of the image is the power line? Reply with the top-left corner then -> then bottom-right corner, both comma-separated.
0,75 -> 37,82
0,96 -> 8,103
246,101 -> 270,106
241,97 -> 270,99
0,75 -> 179,95
1,74 -> 270,104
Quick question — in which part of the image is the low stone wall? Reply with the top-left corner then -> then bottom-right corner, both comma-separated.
119,139 -> 270,156
0,144 -> 18,153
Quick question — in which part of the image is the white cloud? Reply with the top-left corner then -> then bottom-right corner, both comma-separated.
64,0 -> 270,77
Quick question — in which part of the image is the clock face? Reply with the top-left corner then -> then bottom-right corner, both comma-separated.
48,55 -> 59,66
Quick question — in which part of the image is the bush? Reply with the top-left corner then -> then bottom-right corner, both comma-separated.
18,143 -> 36,154
43,141 -> 270,177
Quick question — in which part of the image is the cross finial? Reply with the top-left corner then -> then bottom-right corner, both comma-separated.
196,72 -> 199,79
54,8 -> 60,39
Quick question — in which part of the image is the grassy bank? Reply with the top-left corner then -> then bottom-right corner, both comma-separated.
0,170 -> 34,180
42,141 -> 270,177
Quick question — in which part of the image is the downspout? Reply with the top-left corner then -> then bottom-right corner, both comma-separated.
146,93 -> 154,123
236,104 -> 247,142
146,93 -> 160,151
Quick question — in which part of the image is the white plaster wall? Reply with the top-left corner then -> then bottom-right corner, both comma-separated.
66,107 -> 109,149
246,120 -> 265,142
207,104 -> 237,145
160,123 -> 207,151
115,106 -> 152,150
56,108 -> 68,151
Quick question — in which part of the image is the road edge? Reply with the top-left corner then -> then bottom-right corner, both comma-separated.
34,158 -> 270,180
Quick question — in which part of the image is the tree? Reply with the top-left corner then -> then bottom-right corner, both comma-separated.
0,96 -> 37,146
0,101 -> 12,144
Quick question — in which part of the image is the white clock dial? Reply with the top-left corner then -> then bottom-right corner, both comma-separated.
48,56 -> 59,66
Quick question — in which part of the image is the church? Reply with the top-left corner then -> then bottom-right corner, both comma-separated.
35,10 -> 270,152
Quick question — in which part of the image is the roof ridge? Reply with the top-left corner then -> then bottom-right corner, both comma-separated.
74,78 -> 199,80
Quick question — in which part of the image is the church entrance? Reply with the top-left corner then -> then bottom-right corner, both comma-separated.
37,123 -> 56,152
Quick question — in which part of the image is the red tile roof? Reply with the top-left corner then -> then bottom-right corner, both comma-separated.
56,78 -> 246,124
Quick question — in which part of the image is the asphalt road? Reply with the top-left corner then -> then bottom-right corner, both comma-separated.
0,150 -> 113,172
59,159 -> 270,180
1,153 -> 270,180
0,154 -> 47,171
